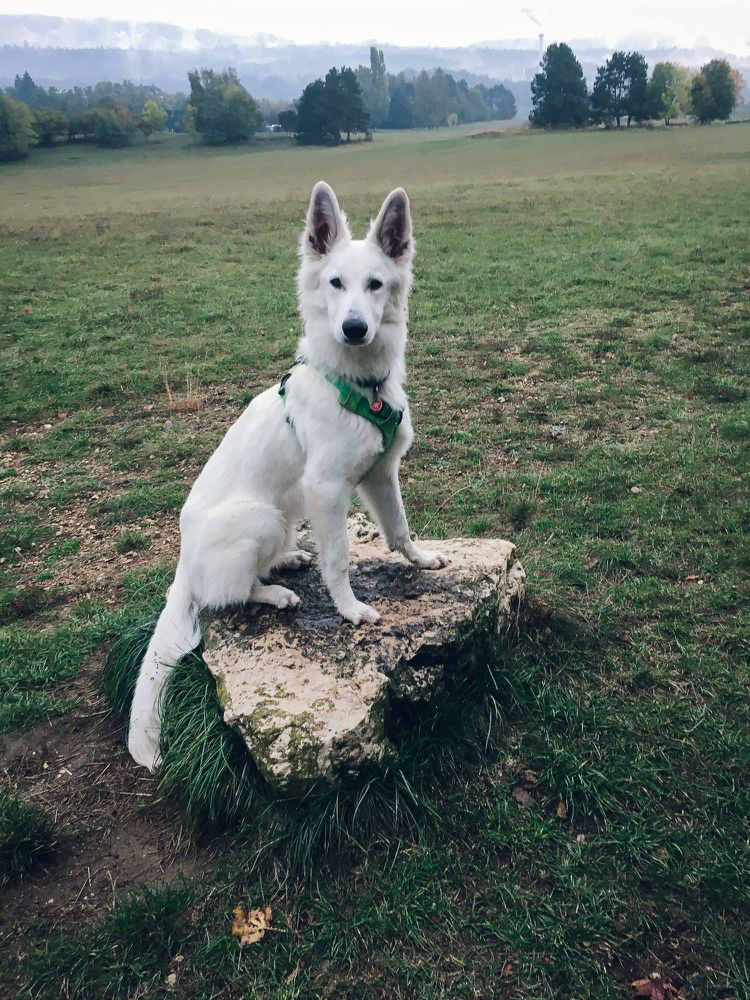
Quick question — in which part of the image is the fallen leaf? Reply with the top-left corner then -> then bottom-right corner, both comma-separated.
684,574 -> 700,582
555,800 -> 568,820
512,785 -> 535,807
630,486 -> 642,494
231,904 -> 273,946
502,961 -> 514,977
518,769 -> 538,788
630,973 -> 681,999
583,556 -> 600,571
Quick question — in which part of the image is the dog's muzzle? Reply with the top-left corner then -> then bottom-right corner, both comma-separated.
342,319 -> 368,344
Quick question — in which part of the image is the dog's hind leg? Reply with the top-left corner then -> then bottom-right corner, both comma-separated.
268,493 -> 313,572
128,498 -> 294,771
250,582 -> 301,607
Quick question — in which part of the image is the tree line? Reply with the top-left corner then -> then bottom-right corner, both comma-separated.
530,44 -> 744,128
0,71 -> 187,157
284,48 -> 516,143
1,47 -> 516,159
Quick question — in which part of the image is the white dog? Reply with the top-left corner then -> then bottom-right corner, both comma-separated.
128,181 -> 449,770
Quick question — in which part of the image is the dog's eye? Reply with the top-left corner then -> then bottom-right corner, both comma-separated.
329,277 -> 343,289
368,278 -> 383,291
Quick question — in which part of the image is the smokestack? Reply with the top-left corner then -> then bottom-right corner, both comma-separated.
539,32 -> 544,65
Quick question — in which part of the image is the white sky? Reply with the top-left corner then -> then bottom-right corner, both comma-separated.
3,0 -> 749,54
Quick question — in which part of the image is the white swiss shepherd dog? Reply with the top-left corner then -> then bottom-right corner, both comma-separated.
128,181 -> 450,771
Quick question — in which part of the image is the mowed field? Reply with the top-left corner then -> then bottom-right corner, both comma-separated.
0,123 -> 749,998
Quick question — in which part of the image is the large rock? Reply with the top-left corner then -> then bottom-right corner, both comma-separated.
202,515 -> 525,794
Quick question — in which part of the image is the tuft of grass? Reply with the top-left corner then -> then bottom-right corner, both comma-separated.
97,483 -> 186,524
99,619 -> 156,725
115,531 -> 150,555
23,881 -> 192,999
0,789 -> 57,883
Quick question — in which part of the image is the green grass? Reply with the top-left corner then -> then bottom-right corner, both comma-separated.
1,122 -> 749,998
0,789 -> 57,883
22,882 -> 193,999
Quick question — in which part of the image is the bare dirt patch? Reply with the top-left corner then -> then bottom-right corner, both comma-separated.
0,670 -> 205,959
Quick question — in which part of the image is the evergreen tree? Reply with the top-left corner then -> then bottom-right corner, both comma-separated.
11,71 -> 48,109
591,51 -> 649,127
624,52 -> 649,125
277,108 -> 298,133
337,67 -> 369,140
530,43 -> 589,127
295,68 -> 368,145
296,79 -> 338,145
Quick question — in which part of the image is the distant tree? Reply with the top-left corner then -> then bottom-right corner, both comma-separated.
68,111 -> 96,142
455,79 -> 488,122
9,71 -> 48,109
336,67 -> 369,141
530,43 -> 589,128
591,51 -> 649,127
186,68 -> 263,145
730,68 -> 747,110
624,52 -> 649,125
648,61 -> 692,124
141,99 -> 167,136
90,102 -> 137,147
483,83 -> 517,120
296,79 -> 336,144
356,47 -> 390,128
690,59 -> 739,122
386,74 -> 415,128
295,68 -> 368,145
413,68 -> 455,127
32,107 -> 68,146
278,108 -> 298,133
255,97 -> 288,126
0,94 -> 37,160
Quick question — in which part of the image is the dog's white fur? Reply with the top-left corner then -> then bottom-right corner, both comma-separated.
127,181 -> 448,771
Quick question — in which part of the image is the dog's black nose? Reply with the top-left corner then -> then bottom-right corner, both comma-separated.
342,319 -> 368,344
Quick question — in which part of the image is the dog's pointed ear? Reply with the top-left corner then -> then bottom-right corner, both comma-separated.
304,181 -> 349,258
369,188 -> 413,262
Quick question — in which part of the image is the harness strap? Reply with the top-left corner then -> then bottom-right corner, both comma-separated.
278,358 -> 403,451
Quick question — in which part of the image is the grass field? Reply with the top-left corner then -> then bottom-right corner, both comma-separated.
1,122 -> 749,998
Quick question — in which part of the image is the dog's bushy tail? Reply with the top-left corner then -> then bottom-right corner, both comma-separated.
128,568 -> 201,771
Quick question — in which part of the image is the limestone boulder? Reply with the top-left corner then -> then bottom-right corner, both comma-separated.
202,515 -> 525,794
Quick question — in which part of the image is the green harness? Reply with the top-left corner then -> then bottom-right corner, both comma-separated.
278,357 -> 403,451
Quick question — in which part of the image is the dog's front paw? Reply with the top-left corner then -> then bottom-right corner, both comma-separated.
412,548 -> 450,570
339,600 -> 381,626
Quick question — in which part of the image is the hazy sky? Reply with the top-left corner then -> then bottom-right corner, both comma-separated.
4,0 -> 750,53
